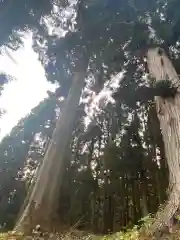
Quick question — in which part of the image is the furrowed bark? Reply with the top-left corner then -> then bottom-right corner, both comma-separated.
147,48 -> 180,235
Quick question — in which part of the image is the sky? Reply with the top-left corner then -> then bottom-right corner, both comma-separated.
0,32 -> 55,140
0,26 -> 123,141
0,2 -> 78,141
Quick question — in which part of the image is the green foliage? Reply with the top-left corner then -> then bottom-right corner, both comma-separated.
0,0 -> 54,46
0,97 -> 57,229
102,228 -> 139,240
57,102 -> 168,233
154,80 -> 178,99
101,215 -> 153,240
0,0 -> 178,235
138,215 -> 154,231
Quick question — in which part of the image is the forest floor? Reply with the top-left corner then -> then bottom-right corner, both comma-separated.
1,224 -> 180,240
1,230 -> 180,240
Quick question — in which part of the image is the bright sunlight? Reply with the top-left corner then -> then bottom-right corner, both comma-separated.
0,32 -> 55,140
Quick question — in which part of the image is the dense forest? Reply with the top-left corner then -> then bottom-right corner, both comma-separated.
1,0 -> 180,239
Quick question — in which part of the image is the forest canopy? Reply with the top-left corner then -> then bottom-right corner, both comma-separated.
0,0 -> 180,239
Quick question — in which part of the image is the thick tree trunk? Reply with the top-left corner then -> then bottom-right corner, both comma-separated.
147,48 -> 180,235
14,71 -> 86,233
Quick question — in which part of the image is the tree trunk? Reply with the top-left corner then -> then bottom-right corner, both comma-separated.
14,70 -> 87,233
147,47 -> 180,235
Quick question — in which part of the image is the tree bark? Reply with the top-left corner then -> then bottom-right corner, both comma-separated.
147,47 -> 180,235
140,190 -> 149,218
14,70 -> 87,233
